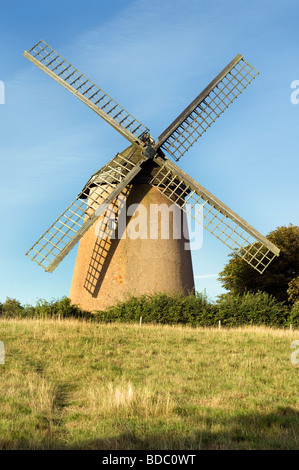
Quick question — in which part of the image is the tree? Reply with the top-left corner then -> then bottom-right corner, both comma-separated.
218,225 -> 299,304
1,297 -> 24,317
287,277 -> 299,304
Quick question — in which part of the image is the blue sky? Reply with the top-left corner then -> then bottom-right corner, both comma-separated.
0,0 -> 298,305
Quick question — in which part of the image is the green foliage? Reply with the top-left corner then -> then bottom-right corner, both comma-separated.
0,291 -> 296,328
289,302 -> 299,328
287,277 -> 299,304
215,291 -> 289,327
218,225 -> 299,303
94,291 -> 290,328
26,297 -> 90,319
0,297 -> 90,320
0,298 -> 24,318
94,291 -> 217,326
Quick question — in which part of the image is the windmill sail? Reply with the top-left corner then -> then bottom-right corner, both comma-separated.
26,148 -> 146,272
24,41 -> 280,279
24,40 -> 149,148
150,156 -> 280,273
156,55 -> 259,161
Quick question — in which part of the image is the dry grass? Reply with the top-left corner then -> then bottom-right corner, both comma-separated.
0,319 -> 298,449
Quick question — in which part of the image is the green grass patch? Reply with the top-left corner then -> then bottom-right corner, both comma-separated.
0,319 -> 298,449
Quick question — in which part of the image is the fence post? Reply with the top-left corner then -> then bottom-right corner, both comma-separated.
218,320 -> 221,330
140,316 -> 142,327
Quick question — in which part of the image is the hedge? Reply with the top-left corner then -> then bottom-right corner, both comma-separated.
0,291 -> 296,328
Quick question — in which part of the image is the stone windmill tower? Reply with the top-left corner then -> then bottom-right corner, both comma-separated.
25,40 -> 280,311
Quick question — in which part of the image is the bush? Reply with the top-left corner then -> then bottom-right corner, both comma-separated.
215,291 -> 289,327
0,297 -> 91,320
26,297 -> 90,319
94,291 -> 289,328
289,302 -> 299,328
27,297 -> 92,319
0,292 -> 296,328
287,277 -> 299,304
0,298 -> 25,318
94,291 -> 218,326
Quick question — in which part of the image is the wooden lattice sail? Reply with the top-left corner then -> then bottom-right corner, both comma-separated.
24,40 -> 280,310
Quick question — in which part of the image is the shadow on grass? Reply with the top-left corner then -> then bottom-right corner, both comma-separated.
1,407 -> 298,450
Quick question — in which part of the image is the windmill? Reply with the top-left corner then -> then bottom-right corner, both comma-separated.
24,40 -> 280,311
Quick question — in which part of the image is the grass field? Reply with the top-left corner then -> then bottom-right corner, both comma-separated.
0,319 -> 298,450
